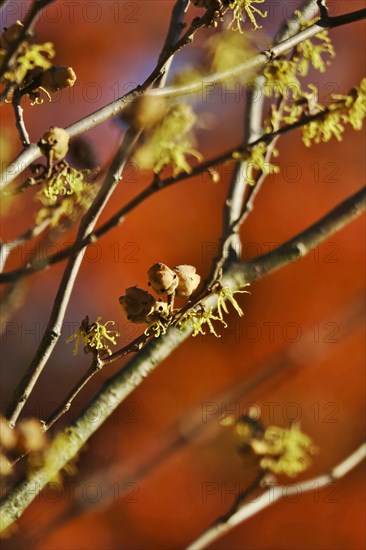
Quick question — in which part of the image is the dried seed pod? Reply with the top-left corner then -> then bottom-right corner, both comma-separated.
173,265 -> 201,297
133,95 -> 167,129
38,126 -> 69,161
147,262 -> 178,295
0,21 -> 23,49
0,416 -> 17,450
146,299 -> 170,322
40,65 -> 76,93
0,454 -> 12,477
16,419 -> 47,453
119,286 -> 156,323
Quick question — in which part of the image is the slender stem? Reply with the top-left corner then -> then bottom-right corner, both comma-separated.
186,443 -> 366,550
1,187 -> 364,531
12,91 -> 30,147
1,6 -> 365,190
0,217 -> 50,272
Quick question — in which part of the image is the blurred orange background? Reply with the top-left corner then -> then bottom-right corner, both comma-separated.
0,1 -> 365,549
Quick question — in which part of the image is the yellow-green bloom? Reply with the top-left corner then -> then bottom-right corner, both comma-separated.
227,0 -> 268,32
67,317 -> 119,356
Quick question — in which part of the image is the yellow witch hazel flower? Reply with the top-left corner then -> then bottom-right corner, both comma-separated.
5,43 -> 55,84
236,420 -> 317,477
134,103 -> 202,177
216,284 -> 250,324
144,319 -> 168,338
294,11 -> 335,76
177,306 -> 224,337
302,110 -> 346,146
233,143 -> 279,185
252,425 -> 317,477
341,77 -> 366,131
263,60 -> 302,99
67,316 -> 119,356
38,164 -> 86,203
227,0 -> 268,32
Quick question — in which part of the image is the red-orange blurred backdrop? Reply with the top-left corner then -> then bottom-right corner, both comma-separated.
0,1 -> 365,549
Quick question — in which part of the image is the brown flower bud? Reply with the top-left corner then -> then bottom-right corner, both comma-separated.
39,126 -> 69,161
0,454 -> 12,477
147,262 -> 178,295
133,95 -> 167,129
146,299 -> 169,322
0,416 -> 17,450
40,65 -> 76,93
173,265 -> 200,297
0,21 -> 23,49
119,287 -> 155,323
16,419 -> 47,453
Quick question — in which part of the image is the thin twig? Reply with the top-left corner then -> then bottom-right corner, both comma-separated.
186,442 -> 366,550
1,6 -> 365,190
12,91 -> 30,147
0,217 -> 50,272
1,186 -> 364,531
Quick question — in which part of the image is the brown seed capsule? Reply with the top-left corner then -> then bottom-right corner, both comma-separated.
119,287 -> 156,323
147,262 -> 178,295
38,127 -> 70,161
173,265 -> 201,297
0,416 -> 17,450
0,21 -> 23,49
0,454 -> 12,477
16,419 -> 47,453
133,95 -> 167,129
40,66 -> 76,93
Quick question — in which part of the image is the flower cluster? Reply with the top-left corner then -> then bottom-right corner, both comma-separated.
133,102 -> 202,176
178,285 -> 249,337
226,0 -> 267,32
233,142 -> 279,186
66,316 -> 120,357
119,263 -> 249,339
190,1 -> 267,32
119,263 -> 201,336
28,128 -> 97,228
0,416 -> 48,477
236,417 -> 317,477
0,21 -> 76,102
296,78 -> 366,147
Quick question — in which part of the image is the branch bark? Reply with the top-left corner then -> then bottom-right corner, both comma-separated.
186,442 -> 366,550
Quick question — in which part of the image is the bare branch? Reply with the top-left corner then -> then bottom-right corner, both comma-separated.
12,91 -> 30,147
186,443 -> 366,550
